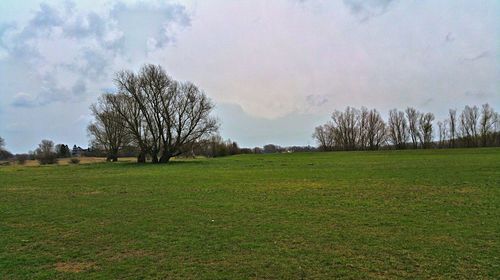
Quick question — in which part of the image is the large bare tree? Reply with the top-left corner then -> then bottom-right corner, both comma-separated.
110,64 -> 218,163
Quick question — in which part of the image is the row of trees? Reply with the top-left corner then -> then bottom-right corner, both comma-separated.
313,104 -> 500,151
88,64 -> 219,163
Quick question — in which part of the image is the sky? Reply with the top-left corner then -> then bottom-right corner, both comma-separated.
0,0 -> 499,153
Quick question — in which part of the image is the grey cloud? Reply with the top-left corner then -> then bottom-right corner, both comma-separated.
11,92 -> 38,107
63,12 -> 107,39
306,94 -> 329,107
421,98 -> 434,107
464,51 -> 490,61
343,0 -> 396,22
30,3 -> 64,29
73,49 -> 110,80
72,79 -> 87,96
11,76 -> 87,107
110,1 -> 190,49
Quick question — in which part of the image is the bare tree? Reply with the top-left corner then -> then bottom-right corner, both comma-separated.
313,104 -> 499,151
313,124 -> 335,151
106,84 -> 150,163
387,109 -> 408,149
35,139 -> 58,164
494,112 -> 500,146
418,112 -> 435,149
460,105 -> 479,147
405,107 -> 420,149
358,107 -> 369,150
331,107 -> 359,150
448,109 -> 457,148
112,64 -> 218,163
365,109 -> 386,150
88,94 -> 129,162
437,120 -> 448,148
479,103 -> 495,147
0,136 -> 4,150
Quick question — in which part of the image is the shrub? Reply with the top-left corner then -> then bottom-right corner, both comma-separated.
16,154 -> 29,165
69,158 -> 80,164
35,140 -> 58,165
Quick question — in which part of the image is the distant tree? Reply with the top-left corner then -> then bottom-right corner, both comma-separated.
253,147 -> 263,154
479,103 -> 495,147
417,112 -> 434,149
331,107 -> 359,150
0,136 -> 13,160
0,150 -> 13,161
405,107 -> 420,149
263,144 -> 281,153
448,109 -> 457,148
358,107 -> 369,150
365,109 -> 386,150
313,124 -> 335,151
460,105 -> 480,147
437,121 -> 448,148
55,144 -> 71,158
387,109 -> 408,149
88,94 -> 129,162
227,140 -> 240,155
191,135 -> 243,158
15,154 -> 29,165
494,112 -> 500,146
35,140 -> 58,165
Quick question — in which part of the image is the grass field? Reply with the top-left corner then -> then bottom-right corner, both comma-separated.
0,148 -> 499,279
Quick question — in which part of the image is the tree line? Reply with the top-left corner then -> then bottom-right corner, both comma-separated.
313,104 -> 500,151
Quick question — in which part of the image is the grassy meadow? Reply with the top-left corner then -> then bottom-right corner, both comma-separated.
0,148 -> 499,279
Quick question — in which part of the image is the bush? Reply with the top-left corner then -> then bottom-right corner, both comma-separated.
35,140 -> 58,165
16,154 -> 29,165
69,158 -> 80,164
37,154 -> 58,165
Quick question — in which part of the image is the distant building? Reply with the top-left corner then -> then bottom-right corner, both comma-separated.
71,145 -> 88,157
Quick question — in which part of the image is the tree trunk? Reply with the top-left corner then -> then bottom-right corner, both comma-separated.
107,154 -> 118,162
137,152 -> 146,163
151,151 -> 158,163
159,151 -> 171,163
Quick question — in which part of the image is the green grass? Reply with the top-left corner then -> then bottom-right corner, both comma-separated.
0,148 -> 499,279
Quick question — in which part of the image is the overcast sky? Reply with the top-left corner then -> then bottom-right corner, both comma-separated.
0,0 -> 499,153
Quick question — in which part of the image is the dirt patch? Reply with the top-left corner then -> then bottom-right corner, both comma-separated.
55,261 -> 96,273
81,190 -> 102,195
110,249 -> 151,261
